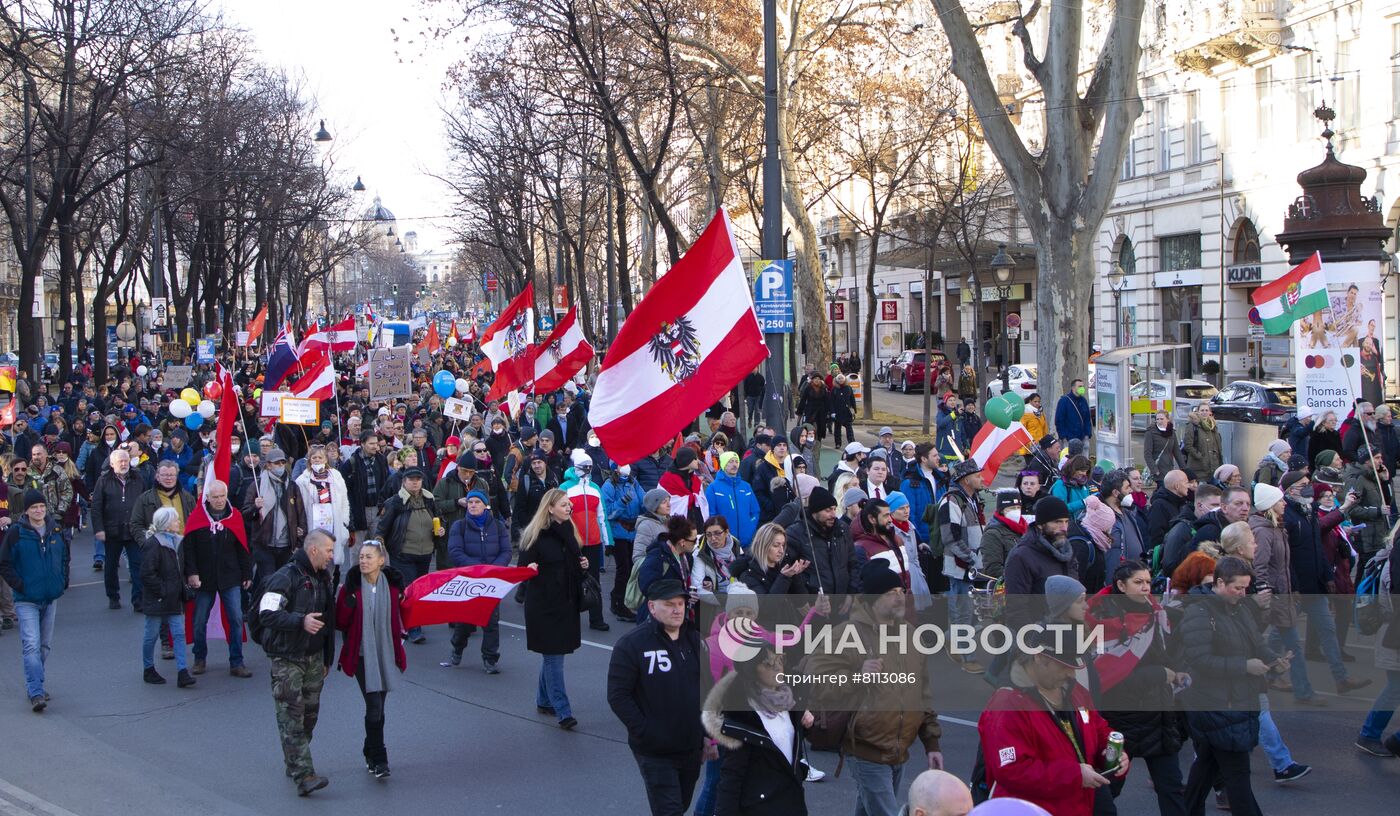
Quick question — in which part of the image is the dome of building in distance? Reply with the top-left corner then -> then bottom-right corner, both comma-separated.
364,195 -> 395,222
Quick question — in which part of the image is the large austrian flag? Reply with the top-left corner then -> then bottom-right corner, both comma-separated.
1251,251 -> 1327,335
533,304 -> 594,394
480,283 -> 536,401
591,209 -> 767,465
401,565 -> 540,628
969,422 -> 1034,484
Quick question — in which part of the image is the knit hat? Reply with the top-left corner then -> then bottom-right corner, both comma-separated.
995,489 -> 1022,513
1311,482 -> 1335,499
644,487 -> 672,514
1080,496 -> 1115,551
794,474 -> 820,500
570,449 -> 592,466
718,451 -> 739,472
886,491 -> 910,513
1043,575 -> 1086,622
807,486 -> 839,514
860,558 -> 904,597
1314,466 -> 1344,487
465,490 -> 490,507
1181,467 -> 1198,482
1313,450 -> 1336,471
1286,455 -> 1308,473
1033,496 -> 1071,525
1267,439 -> 1291,458
539,429 -> 555,442
674,447 -> 697,470
21,489 -> 45,513
445,435 -> 462,447
1253,482 -> 1284,512
725,582 -> 758,615
1213,464 -> 1240,484
1280,471 -> 1308,494
841,487 -> 868,511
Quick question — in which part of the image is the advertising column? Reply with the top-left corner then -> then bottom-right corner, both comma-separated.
1295,260 -> 1384,413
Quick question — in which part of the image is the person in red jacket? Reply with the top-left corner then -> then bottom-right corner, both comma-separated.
978,632 -> 1130,815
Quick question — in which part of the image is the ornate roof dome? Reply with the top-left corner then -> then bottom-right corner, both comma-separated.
364,196 -> 395,222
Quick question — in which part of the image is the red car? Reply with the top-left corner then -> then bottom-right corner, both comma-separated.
888,350 -> 951,393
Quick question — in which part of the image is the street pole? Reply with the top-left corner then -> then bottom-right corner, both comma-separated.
760,0 -> 787,432
999,288 -> 1010,395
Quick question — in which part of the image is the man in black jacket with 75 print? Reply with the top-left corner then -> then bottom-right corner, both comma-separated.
607,578 -> 705,816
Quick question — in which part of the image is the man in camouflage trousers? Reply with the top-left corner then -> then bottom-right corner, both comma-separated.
256,529 -> 336,796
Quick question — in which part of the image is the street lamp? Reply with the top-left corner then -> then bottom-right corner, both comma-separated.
352,175 -> 366,193
825,266 -> 841,366
990,243 -> 1014,395
314,119 -> 332,142
1107,261 -> 1128,347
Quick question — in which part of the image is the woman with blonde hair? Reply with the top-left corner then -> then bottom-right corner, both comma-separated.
519,488 -> 588,730
139,507 -> 194,688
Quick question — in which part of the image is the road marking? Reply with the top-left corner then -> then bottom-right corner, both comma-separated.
0,779 -> 82,816
496,621 -> 980,729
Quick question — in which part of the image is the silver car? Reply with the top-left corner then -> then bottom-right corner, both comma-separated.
1128,379 -> 1219,430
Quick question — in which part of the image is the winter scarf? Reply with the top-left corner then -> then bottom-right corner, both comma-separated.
993,512 -> 1028,537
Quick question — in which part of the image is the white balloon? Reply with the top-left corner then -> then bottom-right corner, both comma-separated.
136,365 -> 149,376
455,378 -> 470,395
170,400 -> 192,419
197,399 -> 216,419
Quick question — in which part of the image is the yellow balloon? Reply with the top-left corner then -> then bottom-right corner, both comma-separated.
181,388 -> 201,407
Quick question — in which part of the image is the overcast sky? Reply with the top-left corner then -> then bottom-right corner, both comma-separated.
219,0 -> 462,250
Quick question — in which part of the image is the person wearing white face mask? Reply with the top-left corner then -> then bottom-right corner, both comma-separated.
979,490 -> 1025,580
295,446 -> 351,572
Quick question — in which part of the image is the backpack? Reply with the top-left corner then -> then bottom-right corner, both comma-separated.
623,561 -> 646,611
1355,545 -> 1394,635
247,585 -> 269,647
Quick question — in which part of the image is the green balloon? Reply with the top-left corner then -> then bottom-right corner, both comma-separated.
985,396 -> 1013,429
1003,390 -> 1026,420
1096,458 -> 1116,473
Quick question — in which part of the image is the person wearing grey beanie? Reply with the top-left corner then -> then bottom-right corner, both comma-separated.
1043,574 -> 1087,622
632,488 -> 676,564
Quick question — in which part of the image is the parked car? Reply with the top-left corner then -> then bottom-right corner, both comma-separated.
985,365 -> 1039,400
1208,380 -> 1296,425
1128,379 -> 1219,430
888,350 -> 951,393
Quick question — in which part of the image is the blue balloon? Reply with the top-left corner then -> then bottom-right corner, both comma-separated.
184,413 -> 204,430
433,370 -> 457,399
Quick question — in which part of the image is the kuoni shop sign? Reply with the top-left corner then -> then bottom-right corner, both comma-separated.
960,284 -> 1028,304
1226,264 -> 1263,285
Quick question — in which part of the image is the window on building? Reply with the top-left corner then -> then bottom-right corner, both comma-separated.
1255,66 -> 1273,141
1233,220 -> 1261,264
1185,90 -> 1202,165
1221,79 -> 1235,149
1337,41 -> 1359,132
1296,54 -> 1316,140
1156,99 -> 1172,172
1121,125 -> 1138,180
1160,233 -> 1202,272
1118,237 -> 1137,275
1393,24 -> 1400,120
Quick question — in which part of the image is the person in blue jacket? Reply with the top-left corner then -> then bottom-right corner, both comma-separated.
705,451 -> 760,550
1054,378 -> 1094,444
1050,455 -> 1095,520
443,490 -> 512,674
899,442 -> 945,542
0,489 -> 69,712
602,464 -> 645,621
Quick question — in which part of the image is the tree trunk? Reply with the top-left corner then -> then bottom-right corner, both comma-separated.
1037,219 -> 1095,402
860,229 -> 882,420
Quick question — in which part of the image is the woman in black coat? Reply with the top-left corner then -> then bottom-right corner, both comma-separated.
519,487 -> 587,730
703,641 -> 809,816
829,376 -> 856,449
1307,410 -> 1344,467
139,507 -> 194,687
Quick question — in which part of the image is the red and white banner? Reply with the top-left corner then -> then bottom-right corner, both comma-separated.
290,354 -> 336,401
590,209 -> 767,465
969,422 -> 1034,484
303,317 -> 359,351
401,565 -> 539,628
295,321 -> 320,357
533,304 -> 594,394
480,283 -> 536,401
184,364 -> 248,644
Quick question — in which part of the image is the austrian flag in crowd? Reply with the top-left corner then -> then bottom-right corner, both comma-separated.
591,208 -> 767,465
532,304 -> 594,394
302,316 -> 359,351
480,283 -> 536,400
968,421 -> 1034,485
401,565 -> 540,628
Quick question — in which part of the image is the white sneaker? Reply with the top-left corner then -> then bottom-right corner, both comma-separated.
805,765 -> 826,783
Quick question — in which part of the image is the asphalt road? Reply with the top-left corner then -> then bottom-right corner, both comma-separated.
1,530 -> 1398,815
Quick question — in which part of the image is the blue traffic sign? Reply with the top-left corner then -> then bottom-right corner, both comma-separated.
752,259 -> 794,334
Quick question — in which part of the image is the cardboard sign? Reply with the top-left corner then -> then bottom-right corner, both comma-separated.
260,390 -> 291,418
443,397 -> 473,422
279,397 -> 320,426
369,345 -> 414,400
235,331 -> 250,347
164,365 -> 193,389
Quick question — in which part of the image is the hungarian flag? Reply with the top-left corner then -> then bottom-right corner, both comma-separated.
244,305 -> 268,345
303,317 -> 359,351
1251,252 -> 1328,335
183,364 -> 248,644
290,354 -> 336,401
968,421 -> 1035,484
591,209 -> 767,465
533,305 -> 594,394
401,565 -> 539,628
480,284 -> 536,401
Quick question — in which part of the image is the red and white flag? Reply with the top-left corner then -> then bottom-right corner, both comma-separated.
401,565 -> 539,628
303,317 -> 359,351
532,305 -> 594,394
480,284 -> 536,401
290,354 -> 336,401
462,320 -> 477,344
590,209 -> 767,465
184,364 -> 248,644
968,422 -> 1034,484
295,321 -> 320,357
